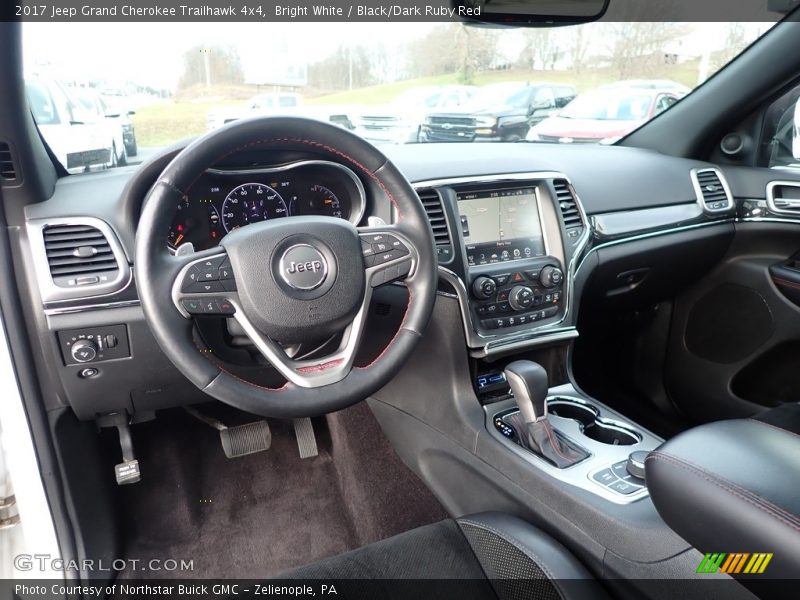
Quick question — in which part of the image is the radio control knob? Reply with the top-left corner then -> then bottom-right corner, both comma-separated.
508,285 -> 535,311
472,276 -> 497,300
71,339 -> 98,363
539,266 -> 563,288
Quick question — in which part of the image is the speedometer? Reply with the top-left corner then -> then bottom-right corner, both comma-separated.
221,183 -> 288,232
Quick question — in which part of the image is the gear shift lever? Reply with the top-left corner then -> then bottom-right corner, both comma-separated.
504,361 -> 589,469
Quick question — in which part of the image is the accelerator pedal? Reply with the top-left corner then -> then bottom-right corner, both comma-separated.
293,418 -> 319,459
184,407 -> 271,458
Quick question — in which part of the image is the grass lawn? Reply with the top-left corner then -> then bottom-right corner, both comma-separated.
135,63 -> 703,147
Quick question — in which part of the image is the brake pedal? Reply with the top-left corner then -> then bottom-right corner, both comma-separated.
293,418 -> 318,459
97,413 -> 140,485
185,407 -> 271,458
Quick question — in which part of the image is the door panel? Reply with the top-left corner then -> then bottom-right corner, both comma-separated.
666,221 -> 800,422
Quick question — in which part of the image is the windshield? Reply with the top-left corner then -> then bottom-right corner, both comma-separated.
22,21 -> 772,173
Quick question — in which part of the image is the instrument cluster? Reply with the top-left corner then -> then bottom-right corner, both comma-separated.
167,161 -> 366,251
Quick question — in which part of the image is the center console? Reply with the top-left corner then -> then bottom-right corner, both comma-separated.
415,173 -> 589,358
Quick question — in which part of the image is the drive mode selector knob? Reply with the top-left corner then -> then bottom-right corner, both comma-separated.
539,265 -> 563,288
508,285 -> 535,311
472,276 -> 497,299
71,339 -> 98,363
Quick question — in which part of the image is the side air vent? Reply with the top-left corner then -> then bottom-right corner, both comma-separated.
418,188 -> 453,261
766,181 -> 800,216
552,179 -> 584,235
0,141 -> 19,183
692,168 -> 733,213
43,224 -> 120,287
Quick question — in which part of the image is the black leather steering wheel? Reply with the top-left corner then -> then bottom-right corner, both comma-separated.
135,117 -> 437,418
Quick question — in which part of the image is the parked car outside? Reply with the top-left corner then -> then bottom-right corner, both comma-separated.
72,87 -> 129,165
100,93 -> 138,157
353,85 -> 476,144
420,81 -> 576,142
25,80 -> 116,173
526,80 -> 690,144
206,92 -> 303,131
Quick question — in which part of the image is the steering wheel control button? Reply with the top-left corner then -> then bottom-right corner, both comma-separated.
187,281 -> 224,294
181,266 -> 202,291
181,298 -> 205,314
387,236 -> 409,255
361,239 -> 375,258
217,299 -> 236,315
280,244 -> 329,291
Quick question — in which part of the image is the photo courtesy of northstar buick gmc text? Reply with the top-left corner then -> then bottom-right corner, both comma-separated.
0,1 -> 799,599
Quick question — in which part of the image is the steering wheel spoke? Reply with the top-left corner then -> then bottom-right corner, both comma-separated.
358,226 -> 417,288
228,287 -> 373,388
171,250 -> 239,319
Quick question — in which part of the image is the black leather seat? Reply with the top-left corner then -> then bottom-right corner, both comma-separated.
277,512 -> 608,600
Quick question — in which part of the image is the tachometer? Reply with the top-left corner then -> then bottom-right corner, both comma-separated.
221,183 -> 288,232
289,184 -> 345,219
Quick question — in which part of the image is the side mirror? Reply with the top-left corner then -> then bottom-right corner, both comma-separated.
127,110 -> 136,116
793,101 -> 800,160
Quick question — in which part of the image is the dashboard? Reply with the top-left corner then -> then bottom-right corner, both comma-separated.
23,140 -> 791,419
167,160 -> 366,251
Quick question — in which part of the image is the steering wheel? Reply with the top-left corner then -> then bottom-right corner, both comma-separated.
135,117 -> 437,418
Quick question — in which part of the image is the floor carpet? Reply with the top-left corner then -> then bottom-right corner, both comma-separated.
116,402 -> 447,579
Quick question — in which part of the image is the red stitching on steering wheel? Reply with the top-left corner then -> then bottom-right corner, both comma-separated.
163,133 -> 416,392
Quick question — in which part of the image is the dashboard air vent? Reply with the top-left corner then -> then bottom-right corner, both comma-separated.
0,141 -> 18,183
43,224 -> 120,286
692,168 -> 732,213
418,188 -> 453,261
553,179 -> 583,233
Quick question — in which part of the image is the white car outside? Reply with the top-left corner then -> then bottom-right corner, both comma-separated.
26,80 -> 117,174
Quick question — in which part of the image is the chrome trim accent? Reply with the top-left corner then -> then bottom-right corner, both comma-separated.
739,216 -> 800,225
415,171 -> 591,356
44,299 -> 141,317
690,167 -> 734,215
207,160 -> 367,226
766,180 -> 800,216
575,220 -> 734,278
592,203 -> 703,237
486,388 -> 662,505
26,217 -> 132,304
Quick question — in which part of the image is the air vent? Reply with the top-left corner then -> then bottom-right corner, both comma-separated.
552,179 -> 584,233
43,224 -> 119,286
692,168 -> 732,213
418,188 -> 453,261
0,141 -> 18,182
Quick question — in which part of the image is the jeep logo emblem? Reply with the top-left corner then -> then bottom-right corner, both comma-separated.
286,260 -> 323,274
279,244 -> 328,290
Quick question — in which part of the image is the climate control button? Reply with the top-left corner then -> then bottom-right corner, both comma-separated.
539,265 -> 563,288
508,285 -> 535,311
472,276 -> 497,299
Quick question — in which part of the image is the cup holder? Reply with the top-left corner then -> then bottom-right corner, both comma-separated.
548,398 -> 641,446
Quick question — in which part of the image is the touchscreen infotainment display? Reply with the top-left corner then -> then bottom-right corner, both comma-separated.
458,187 -> 545,266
